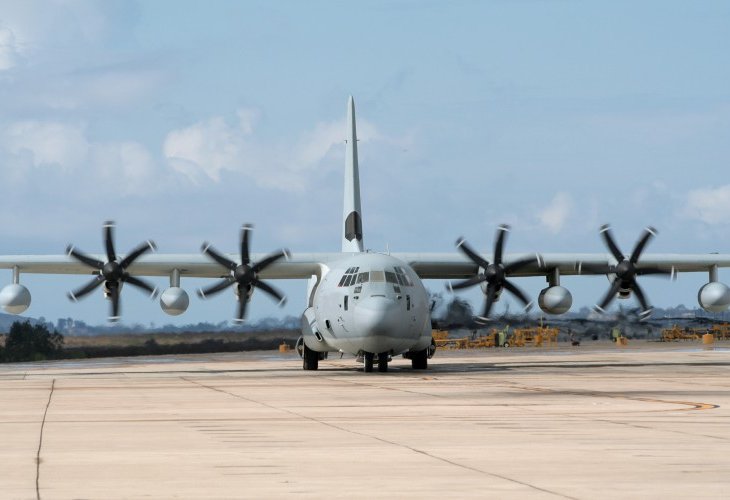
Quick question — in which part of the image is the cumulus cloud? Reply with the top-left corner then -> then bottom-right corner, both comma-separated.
683,185 -> 730,225
0,119 -> 171,196
163,108 -> 378,191
537,192 -> 573,233
0,25 -> 22,70
4,121 -> 89,170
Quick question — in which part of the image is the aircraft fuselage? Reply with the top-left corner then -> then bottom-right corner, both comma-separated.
306,253 -> 432,357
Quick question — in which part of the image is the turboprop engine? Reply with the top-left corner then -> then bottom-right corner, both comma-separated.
538,285 -> 572,315
0,283 -> 31,314
698,282 -> 730,313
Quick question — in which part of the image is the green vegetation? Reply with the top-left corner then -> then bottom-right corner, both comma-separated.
0,321 -> 298,363
1,321 -> 64,362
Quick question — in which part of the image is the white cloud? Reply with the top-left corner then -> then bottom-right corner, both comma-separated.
0,25 -> 21,70
4,121 -> 89,170
1,119 -> 171,196
537,192 -> 573,233
164,114 -> 249,183
163,109 -> 379,192
684,185 -> 730,225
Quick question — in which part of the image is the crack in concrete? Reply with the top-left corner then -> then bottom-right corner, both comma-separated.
182,376 -> 579,500
36,379 -> 55,500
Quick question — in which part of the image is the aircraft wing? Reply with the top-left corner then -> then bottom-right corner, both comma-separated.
0,253 -> 344,279
4,251 -> 730,280
394,252 -> 730,280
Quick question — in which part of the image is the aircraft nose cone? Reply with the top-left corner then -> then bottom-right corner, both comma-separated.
354,296 -> 401,339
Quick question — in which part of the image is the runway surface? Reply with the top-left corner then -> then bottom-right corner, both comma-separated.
1,343 -> 729,499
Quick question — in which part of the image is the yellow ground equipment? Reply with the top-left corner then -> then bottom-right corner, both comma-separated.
708,323 -> 730,340
432,328 -> 508,350
507,326 -> 559,347
661,325 -> 700,342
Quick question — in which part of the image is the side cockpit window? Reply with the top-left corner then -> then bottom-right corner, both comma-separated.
393,266 -> 413,287
338,267 -> 360,287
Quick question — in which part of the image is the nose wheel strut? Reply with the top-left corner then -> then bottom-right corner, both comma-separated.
363,352 -> 389,373
364,352 -> 374,372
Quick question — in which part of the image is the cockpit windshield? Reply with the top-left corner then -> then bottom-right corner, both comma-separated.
338,267 -> 414,287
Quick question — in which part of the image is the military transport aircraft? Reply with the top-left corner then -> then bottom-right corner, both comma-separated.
2,97 -> 730,372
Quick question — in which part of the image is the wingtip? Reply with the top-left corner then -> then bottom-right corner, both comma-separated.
283,249 -> 291,261
599,224 -> 611,233
446,281 -> 454,293
242,223 -> 254,231
455,237 -> 465,248
196,288 -> 206,299
66,245 -> 74,256
646,226 -> 658,236
108,315 -> 121,323
201,242 -> 210,253
67,292 -> 77,303
278,296 -> 287,307
147,240 -> 157,252
497,224 -> 511,232
103,220 -> 115,228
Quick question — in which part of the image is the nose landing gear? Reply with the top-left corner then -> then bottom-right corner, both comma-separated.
362,352 -> 390,373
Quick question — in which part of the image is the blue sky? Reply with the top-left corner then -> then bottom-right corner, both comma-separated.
0,0 -> 729,325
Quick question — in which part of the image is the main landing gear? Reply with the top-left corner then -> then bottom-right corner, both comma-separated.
303,344 -> 319,370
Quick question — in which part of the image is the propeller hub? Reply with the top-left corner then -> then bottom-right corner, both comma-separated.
234,264 -> 254,282
485,264 -> 504,283
102,261 -> 122,280
615,260 -> 635,279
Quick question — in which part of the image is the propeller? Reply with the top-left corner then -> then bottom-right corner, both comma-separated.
197,224 -> 289,323
66,221 -> 158,322
447,224 -> 540,322
582,224 -> 672,319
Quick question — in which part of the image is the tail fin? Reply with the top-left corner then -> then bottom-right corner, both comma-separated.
342,96 -> 364,252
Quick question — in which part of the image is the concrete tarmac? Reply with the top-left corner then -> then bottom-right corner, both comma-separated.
1,343 -> 729,499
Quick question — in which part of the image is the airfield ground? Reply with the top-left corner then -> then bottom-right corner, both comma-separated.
1,342 -> 729,499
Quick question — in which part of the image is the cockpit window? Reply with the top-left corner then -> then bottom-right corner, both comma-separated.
385,271 -> 398,284
370,270 -> 385,282
357,272 -> 369,284
393,266 -> 413,286
338,267 -> 360,287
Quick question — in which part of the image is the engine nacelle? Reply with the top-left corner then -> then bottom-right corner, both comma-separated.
0,284 -> 32,314
538,285 -> 572,315
159,287 -> 189,316
698,282 -> 730,313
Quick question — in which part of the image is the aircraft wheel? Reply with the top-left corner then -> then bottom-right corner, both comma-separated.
364,352 -> 374,372
303,344 -> 319,370
411,348 -> 428,370
378,352 -> 389,372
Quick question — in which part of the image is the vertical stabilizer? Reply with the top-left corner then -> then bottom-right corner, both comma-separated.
342,96 -> 364,252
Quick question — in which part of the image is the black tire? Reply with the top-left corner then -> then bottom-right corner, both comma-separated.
411,348 -> 428,370
364,352 -> 374,372
303,344 -> 319,370
378,352 -> 389,372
